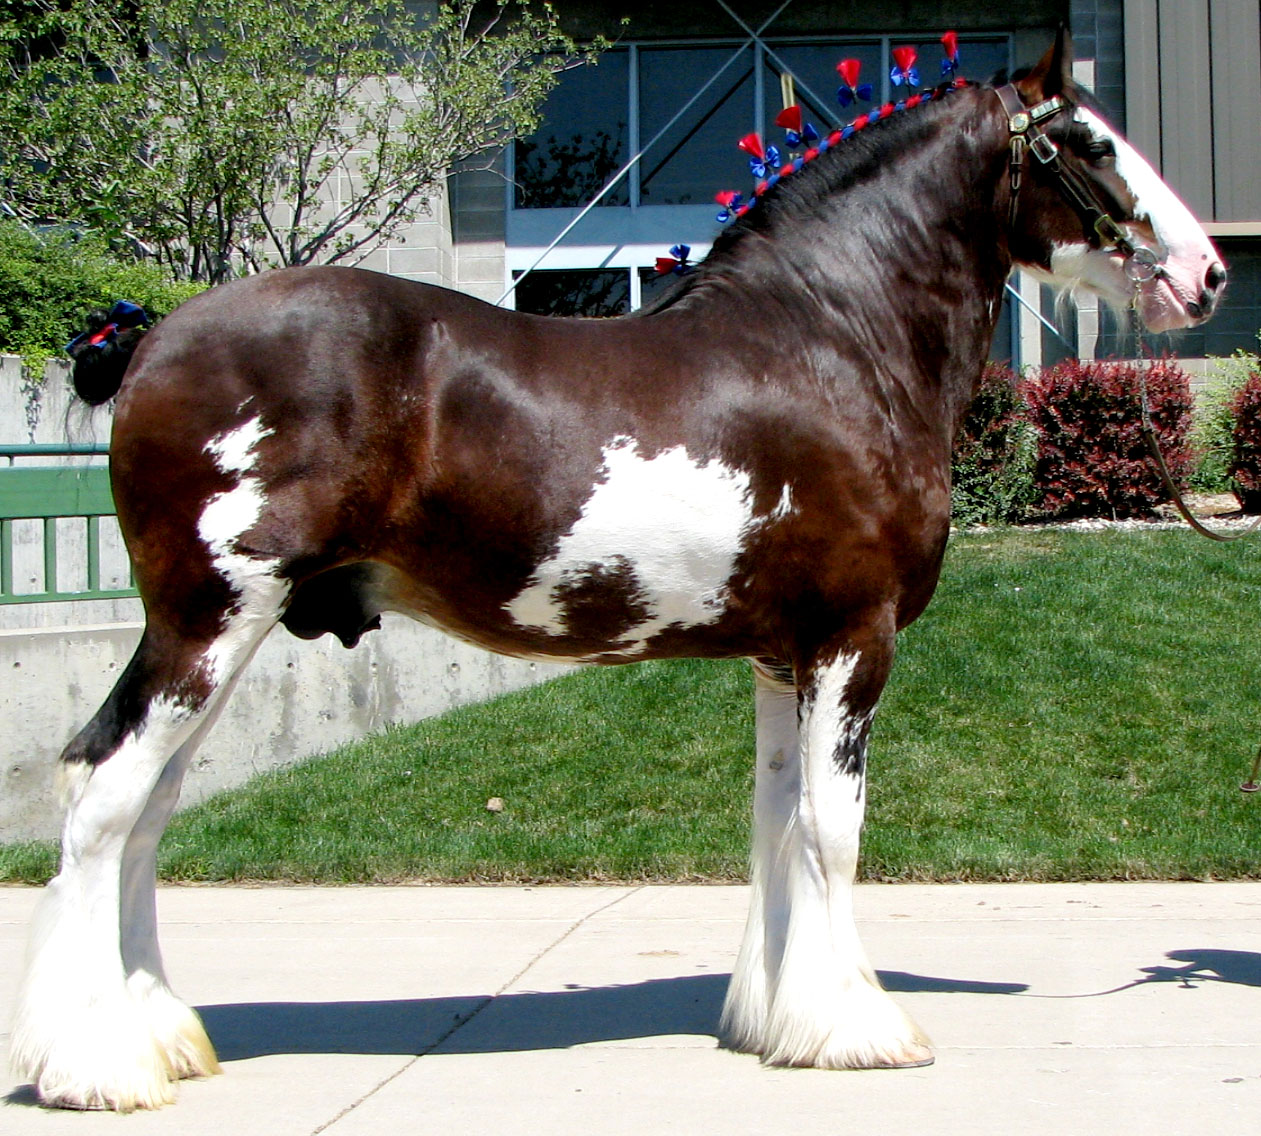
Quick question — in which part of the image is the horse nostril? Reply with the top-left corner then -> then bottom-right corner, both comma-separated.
1187,300 -> 1204,319
1206,261 -> 1227,292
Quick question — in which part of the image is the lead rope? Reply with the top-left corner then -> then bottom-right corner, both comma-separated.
1129,297 -> 1261,544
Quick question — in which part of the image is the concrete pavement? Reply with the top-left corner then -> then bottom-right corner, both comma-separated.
2,882 -> 1260,1134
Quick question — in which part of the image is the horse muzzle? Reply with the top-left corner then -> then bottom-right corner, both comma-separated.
1135,256 -> 1226,332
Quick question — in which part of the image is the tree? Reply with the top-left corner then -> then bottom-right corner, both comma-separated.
0,0 -> 606,283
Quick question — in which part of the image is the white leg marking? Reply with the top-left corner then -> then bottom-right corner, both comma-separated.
12,599 -> 282,1110
756,651 -> 931,1069
118,677 -> 247,1087
721,663 -> 800,1053
11,699 -> 204,1111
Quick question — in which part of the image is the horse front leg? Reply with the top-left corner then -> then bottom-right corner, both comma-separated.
753,629 -> 932,1070
720,660 -> 801,1052
10,586 -> 281,1110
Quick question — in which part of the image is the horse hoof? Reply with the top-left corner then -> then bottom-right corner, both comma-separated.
879,1048 -> 935,1069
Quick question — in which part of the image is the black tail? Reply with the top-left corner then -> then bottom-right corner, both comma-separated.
66,301 -> 150,406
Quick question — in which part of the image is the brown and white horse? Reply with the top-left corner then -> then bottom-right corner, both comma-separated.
12,31 -> 1223,1109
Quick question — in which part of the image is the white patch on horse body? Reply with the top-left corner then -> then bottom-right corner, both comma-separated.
770,483 -> 795,521
506,436 -> 781,653
198,418 -> 288,682
204,416 -> 272,477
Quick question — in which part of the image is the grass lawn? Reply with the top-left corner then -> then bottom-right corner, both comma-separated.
3,528 -> 1261,883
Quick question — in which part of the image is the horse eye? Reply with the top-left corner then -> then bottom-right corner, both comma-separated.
1085,139 -> 1115,165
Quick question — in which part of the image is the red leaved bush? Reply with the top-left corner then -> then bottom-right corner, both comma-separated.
1022,357 -> 1193,519
1228,368 -> 1261,513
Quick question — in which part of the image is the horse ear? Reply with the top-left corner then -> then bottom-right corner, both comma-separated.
1017,24 -> 1074,101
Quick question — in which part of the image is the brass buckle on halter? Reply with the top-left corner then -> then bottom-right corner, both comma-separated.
1094,214 -> 1126,248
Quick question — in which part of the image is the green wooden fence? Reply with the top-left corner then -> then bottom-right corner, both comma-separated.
0,444 -> 137,605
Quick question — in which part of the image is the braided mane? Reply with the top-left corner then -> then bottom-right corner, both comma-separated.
643,78 -> 979,312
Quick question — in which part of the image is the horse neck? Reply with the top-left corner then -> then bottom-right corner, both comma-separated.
680,88 -> 1012,441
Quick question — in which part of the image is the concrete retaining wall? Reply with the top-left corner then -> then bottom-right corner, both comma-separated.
1,355 -> 573,843
2,616 -> 572,843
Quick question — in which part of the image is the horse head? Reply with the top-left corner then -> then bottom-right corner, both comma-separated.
1003,27 -> 1225,333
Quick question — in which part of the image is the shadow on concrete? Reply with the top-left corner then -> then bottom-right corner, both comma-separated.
2,1085 -> 41,1108
197,969 -> 1029,1061
1022,947 -> 1261,999
1138,948 -> 1261,988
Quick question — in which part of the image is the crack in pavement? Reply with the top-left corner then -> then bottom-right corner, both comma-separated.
310,885 -> 645,1134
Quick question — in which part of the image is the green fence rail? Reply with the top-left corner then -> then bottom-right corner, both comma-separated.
0,444 -> 137,605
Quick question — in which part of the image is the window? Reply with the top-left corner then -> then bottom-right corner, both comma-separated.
514,50 -> 630,209
513,269 -> 630,317
638,44 -> 754,205
508,34 -> 1013,319
513,35 -> 1011,215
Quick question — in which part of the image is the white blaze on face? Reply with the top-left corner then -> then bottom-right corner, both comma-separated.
1051,107 -> 1219,332
506,436 -> 788,654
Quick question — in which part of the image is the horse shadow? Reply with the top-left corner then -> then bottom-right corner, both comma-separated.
195,970 -> 1029,1061
7,951 -> 1258,1102
1134,948 -> 1261,989
195,949 -> 1261,1061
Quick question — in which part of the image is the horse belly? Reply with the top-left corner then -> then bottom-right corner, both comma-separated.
411,436 -> 777,662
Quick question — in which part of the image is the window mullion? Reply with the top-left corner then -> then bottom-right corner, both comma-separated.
629,43 -> 640,209
753,41 -> 765,135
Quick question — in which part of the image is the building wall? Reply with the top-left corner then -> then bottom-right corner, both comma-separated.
2,617 -> 571,843
1123,0 -> 1261,224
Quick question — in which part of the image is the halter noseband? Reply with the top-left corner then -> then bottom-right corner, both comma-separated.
994,84 -> 1165,284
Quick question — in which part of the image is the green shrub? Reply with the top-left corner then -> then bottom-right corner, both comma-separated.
951,362 -> 1038,527
0,220 -> 204,376
1190,350 -> 1258,493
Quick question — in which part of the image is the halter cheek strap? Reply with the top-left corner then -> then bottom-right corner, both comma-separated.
995,84 -> 1165,284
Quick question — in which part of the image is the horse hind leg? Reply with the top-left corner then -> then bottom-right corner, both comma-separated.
750,629 -> 932,1070
116,681 -> 243,1088
10,580 -> 284,1110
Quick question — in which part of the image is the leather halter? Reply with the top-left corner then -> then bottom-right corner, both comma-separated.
994,83 -> 1165,283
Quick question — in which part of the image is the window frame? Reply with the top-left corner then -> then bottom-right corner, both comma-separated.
504,32 -> 1014,312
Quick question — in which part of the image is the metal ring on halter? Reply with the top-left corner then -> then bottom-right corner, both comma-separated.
1124,246 -> 1162,283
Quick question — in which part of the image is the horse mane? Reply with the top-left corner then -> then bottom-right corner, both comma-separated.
640,79 -> 989,314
